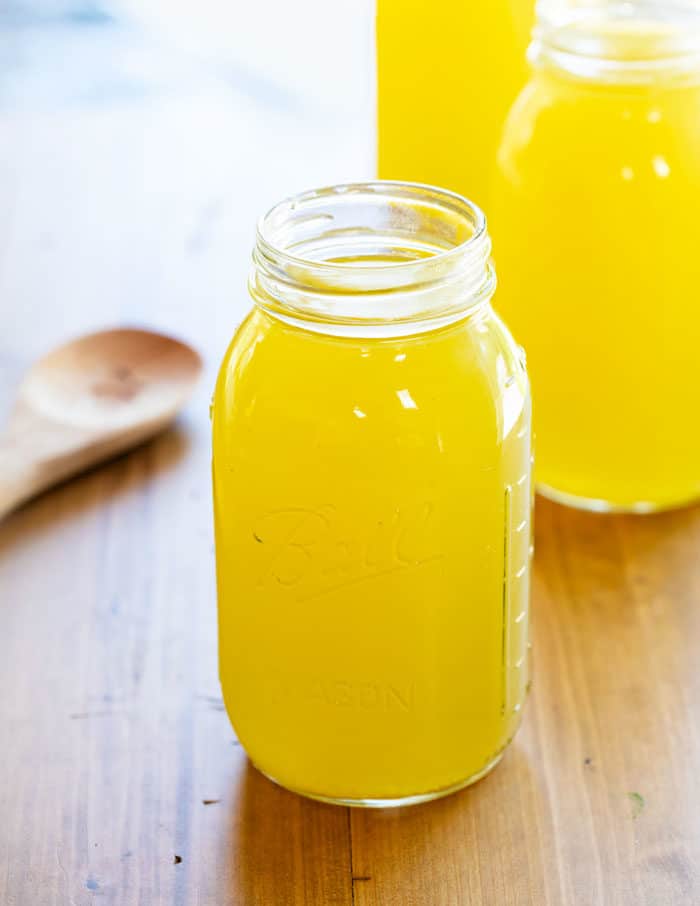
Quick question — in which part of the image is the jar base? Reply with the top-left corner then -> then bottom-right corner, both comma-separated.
252,750 -> 505,809
537,482 -> 700,515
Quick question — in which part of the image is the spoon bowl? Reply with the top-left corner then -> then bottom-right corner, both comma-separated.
0,328 -> 202,519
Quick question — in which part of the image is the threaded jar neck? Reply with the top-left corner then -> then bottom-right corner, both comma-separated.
532,1 -> 700,84
250,182 -> 495,337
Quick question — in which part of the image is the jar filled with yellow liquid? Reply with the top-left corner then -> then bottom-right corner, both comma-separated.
492,0 -> 700,511
377,0 -> 535,209
212,182 -> 532,806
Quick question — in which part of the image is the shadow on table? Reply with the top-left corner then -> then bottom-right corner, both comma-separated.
0,425 -> 192,550
535,489 -> 700,545
225,759 -> 352,904
341,744 -> 552,903
224,743 -> 548,905
534,491 -> 700,599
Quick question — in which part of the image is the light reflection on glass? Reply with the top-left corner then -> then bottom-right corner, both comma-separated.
652,155 -> 671,179
396,388 -> 418,410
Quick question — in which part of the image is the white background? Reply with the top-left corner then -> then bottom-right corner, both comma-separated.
0,0 -> 376,406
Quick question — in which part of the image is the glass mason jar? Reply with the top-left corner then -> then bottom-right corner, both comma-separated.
491,0 -> 700,512
212,182 -> 532,807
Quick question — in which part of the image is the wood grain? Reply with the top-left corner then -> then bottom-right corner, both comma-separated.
3,463 -> 699,905
348,502 -> 700,906
2,13 -> 700,904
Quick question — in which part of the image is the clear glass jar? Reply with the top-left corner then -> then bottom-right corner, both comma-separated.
212,182 -> 532,807
492,0 -> 700,512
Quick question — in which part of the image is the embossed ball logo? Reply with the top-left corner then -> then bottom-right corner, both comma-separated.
251,502 -> 444,601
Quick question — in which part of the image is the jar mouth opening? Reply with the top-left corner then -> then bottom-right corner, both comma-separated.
534,1 -> 700,82
255,181 -> 489,291
251,182 -> 495,334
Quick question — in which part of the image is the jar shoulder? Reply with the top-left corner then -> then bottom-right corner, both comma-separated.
494,77 -> 700,213
498,74 -> 700,165
216,308 -> 524,389
213,308 -> 529,444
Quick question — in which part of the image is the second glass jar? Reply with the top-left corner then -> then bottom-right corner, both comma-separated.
492,0 -> 700,512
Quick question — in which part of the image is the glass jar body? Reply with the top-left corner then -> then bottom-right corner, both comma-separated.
377,0 -> 535,209
212,305 -> 532,806
492,66 -> 700,511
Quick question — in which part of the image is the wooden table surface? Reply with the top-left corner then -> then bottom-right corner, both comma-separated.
1,9 -> 700,905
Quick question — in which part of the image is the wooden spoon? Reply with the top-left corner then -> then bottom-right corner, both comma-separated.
0,328 -> 202,520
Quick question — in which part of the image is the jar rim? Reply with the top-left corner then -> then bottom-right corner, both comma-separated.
533,0 -> 700,83
256,181 -> 488,276
250,181 -> 496,336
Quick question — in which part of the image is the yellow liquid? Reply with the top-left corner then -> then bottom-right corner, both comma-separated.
491,33 -> 700,510
377,0 -> 534,208
212,306 -> 532,803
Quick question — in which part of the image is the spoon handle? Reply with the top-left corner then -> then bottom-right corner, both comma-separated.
0,431 -> 44,520
0,408 -> 161,520
0,410 -> 92,520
